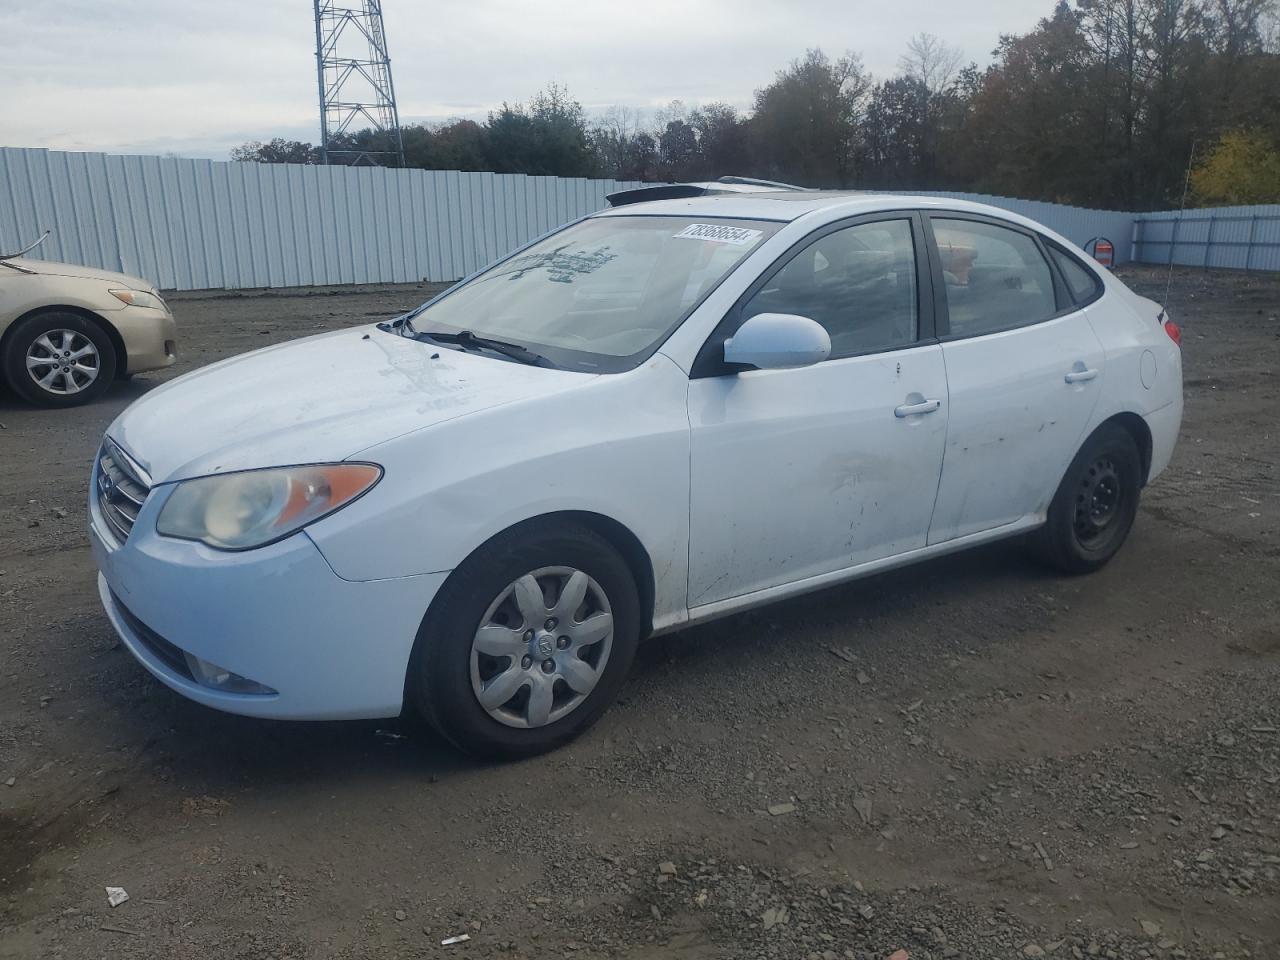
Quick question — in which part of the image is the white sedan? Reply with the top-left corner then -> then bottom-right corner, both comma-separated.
89,191 -> 1183,757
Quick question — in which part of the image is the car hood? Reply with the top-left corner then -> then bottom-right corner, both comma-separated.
6,257 -> 155,288
109,326 -> 596,483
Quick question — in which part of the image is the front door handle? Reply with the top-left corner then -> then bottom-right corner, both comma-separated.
894,398 -> 941,418
1064,367 -> 1099,384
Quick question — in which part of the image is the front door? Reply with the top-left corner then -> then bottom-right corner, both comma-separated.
686,215 -> 949,608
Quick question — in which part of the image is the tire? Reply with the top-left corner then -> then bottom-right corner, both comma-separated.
3,311 -> 117,407
1031,422 -> 1142,575
408,519 -> 641,759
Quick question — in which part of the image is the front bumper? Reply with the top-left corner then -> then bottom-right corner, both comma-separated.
113,303 -> 178,375
90,488 -> 447,720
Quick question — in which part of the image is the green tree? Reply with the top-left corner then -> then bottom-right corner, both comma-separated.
230,138 -> 322,164
483,84 -> 594,177
748,49 -> 870,187
951,3 -> 1095,202
688,103 -> 750,179
401,120 -> 488,171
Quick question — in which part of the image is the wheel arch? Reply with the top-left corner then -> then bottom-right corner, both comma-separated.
0,305 -> 128,381
430,510 -> 658,639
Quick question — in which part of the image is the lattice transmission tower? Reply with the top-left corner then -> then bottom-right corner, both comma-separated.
313,0 -> 406,166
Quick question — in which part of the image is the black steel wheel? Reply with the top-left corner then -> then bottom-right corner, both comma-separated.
1032,422 -> 1142,574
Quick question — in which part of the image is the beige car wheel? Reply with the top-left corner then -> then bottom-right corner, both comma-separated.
3,311 -> 117,407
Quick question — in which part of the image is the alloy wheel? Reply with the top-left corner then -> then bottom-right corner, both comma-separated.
25,329 -> 101,396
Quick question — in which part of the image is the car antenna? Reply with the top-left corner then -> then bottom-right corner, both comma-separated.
1160,141 -> 1196,320
0,229 -> 50,273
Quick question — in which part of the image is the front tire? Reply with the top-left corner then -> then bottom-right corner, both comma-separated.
1032,422 -> 1142,574
3,312 -> 117,407
408,519 -> 641,759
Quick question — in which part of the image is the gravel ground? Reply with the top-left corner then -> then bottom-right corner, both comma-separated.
0,266 -> 1277,960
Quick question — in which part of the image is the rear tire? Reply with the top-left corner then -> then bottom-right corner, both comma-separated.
1031,422 -> 1142,574
408,519 -> 640,759
3,311 -> 117,407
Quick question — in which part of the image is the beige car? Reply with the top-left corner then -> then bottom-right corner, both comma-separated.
0,253 -> 177,406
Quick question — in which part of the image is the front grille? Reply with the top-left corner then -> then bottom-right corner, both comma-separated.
96,439 -> 152,544
111,590 -> 193,680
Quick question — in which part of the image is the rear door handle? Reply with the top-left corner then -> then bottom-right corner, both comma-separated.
1064,368 -> 1098,384
894,398 -> 941,418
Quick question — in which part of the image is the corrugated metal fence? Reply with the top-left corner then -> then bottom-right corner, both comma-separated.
1132,205 -> 1280,272
878,189 -> 1136,265
1,146 -> 1275,291
0,147 -> 645,290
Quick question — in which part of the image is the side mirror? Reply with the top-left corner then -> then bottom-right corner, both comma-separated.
723,313 -> 831,370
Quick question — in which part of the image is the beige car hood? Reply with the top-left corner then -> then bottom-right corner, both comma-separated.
3,257 -> 154,289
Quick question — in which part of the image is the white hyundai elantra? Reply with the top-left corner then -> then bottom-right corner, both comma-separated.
89,189 -> 1183,757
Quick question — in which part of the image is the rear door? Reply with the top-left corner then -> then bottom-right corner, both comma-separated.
925,214 -> 1106,544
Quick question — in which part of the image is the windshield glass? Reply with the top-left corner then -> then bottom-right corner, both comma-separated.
409,215 -> 781,371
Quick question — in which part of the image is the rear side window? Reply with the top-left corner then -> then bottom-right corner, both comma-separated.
1048,244 -> 1104,304
741,218 -> 919,359
932,218 -> 1058,338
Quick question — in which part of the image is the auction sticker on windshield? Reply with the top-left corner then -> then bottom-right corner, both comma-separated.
672,223 -> 764,246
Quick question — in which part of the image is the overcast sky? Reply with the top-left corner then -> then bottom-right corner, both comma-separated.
2,0 -> 1053,159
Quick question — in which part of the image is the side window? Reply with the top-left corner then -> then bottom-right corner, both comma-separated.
742,219 -> 918,358
1048,243 -> 1103,304
932,218 -> 1058,338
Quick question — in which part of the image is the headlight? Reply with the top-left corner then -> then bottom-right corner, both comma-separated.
156,464 -> 382,550
109,288 -> 165,310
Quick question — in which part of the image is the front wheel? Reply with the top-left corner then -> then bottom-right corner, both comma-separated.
1032,422 -> 1142,574
3,312 -> 117,407
408,520 -> 641,758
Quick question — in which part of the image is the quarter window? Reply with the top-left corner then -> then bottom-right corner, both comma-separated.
740,219 -> 919,359
1048,244 -> 1104,303
933,219 -> 1058,338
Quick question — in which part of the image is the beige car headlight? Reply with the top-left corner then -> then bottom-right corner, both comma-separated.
109,288 -> 165,309
156,464 -> 382,550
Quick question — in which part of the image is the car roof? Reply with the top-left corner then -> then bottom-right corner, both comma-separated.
594,191 -> 1051,234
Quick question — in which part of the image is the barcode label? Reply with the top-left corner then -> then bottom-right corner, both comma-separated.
672,223 -> 764,246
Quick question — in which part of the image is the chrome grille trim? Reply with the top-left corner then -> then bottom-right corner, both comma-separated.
96,438 -> 152,544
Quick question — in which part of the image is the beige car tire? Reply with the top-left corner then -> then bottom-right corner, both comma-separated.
3,311 -> 117,407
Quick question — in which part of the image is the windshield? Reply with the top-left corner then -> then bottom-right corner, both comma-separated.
408,215 -> 781,371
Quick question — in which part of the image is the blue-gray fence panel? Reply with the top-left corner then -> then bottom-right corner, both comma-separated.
876,190 -> 1136,264
4,146 -> 1277,290
0,147 -> 648,291
1133,205 -> 1280,272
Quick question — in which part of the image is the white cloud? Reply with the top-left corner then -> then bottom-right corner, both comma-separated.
1,0 -> 1052,158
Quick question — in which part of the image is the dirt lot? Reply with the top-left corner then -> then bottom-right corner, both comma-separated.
0,266 -> 1277,960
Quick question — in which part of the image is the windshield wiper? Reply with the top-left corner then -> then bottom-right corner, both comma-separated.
415,328 -> 552,367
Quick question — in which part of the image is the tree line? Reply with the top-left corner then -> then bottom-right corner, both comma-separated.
234,0 -> 1280,210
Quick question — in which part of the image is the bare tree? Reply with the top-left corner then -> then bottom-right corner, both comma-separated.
1264,1 -> 1280,50
899,33 -> 964,95
1208,0 -> 1277,55
651,100 -> 689,135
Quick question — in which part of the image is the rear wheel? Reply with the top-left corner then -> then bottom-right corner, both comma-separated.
1032,422 -> 1142,574
408,520 -> 640,758
3,312 -> 117,407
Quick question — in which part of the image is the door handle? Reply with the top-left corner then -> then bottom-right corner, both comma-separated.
1064,368 -> 1099,384
894,398 -> 941,418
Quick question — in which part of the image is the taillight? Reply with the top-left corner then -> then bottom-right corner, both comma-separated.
1164,318 -> 1182,347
